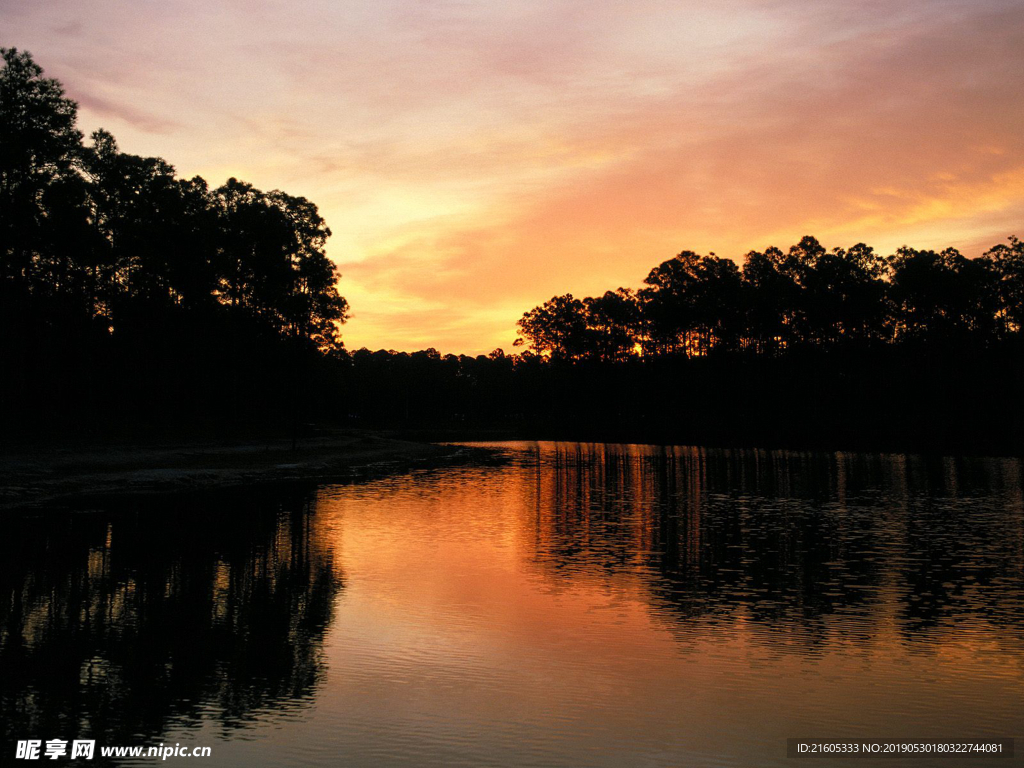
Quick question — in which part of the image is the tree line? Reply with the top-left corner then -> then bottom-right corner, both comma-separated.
1,48 -> 347,434
516,236 -> 1024,361
2,48 -> 1021,452
340,239 -> 1023,454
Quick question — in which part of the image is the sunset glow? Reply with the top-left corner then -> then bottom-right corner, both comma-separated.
7,0 -> 1023,352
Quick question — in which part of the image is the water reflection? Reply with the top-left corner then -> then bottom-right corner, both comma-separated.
519,444 -> 1024,649
2,445 -> 1022,767
0,489 -> 341,749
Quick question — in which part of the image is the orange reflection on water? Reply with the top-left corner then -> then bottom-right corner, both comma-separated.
297,444 -> 1024,766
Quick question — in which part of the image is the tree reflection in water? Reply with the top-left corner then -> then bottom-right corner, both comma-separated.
0,488 -> 341,747
522,444 -> 1024,650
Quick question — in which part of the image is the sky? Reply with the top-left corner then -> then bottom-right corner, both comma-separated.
3,0 -> 1023,353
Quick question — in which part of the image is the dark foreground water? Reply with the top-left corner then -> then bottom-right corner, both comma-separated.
2,442 -> 1023,767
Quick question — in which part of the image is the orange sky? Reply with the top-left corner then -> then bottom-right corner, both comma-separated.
5,0 -> 1023,353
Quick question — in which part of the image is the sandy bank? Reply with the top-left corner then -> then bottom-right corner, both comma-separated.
0,431 -> 460,510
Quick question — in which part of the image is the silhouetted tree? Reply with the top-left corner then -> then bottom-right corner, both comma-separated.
0,47 -> 84,300
0,50 -> 349,435
741,246 -> 801,355
516,293 -> 589,361
583,289 -> 640,362
214,180 -> 347,352
887,246 -> 999,344
516,235 -> 1020,362
985,236 -> 1024,337
800,242 -> 889,346
635,251 -> 743,356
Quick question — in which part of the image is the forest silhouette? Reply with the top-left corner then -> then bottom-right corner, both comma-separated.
2,49 -> 1022,452
0,48 -> 347,435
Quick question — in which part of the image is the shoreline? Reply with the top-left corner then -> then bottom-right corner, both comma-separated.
0,430 -> 462,511
396,427 -> 1023,460
5,428 -> 1020,512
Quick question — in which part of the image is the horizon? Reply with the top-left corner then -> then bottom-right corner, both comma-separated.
5,0 -> 1023,354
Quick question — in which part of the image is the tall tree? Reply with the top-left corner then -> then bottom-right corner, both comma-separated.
888,246 -> 999,344
641,251 -> 742,356
741,246 -> 801,355
984,236 -> 1024,338
516,294 -> 589,361
0,47 -> 84,297
583,289 -> 640,362
800,242 -> 889,346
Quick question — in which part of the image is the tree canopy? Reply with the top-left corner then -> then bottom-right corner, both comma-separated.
0,47 -> 347,354
517,235 -> 1023,361
0,48 -> 348,433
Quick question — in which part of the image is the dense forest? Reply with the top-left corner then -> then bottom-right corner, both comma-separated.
346,234 -> 1024,453
516,236 -> 1023,361
0,48 -> 348,434
2,49 -> 1022,452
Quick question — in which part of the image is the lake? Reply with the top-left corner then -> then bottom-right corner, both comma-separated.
2,442 -> 1022,766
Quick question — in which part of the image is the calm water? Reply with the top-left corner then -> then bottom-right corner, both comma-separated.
2,442 -> 1023,766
